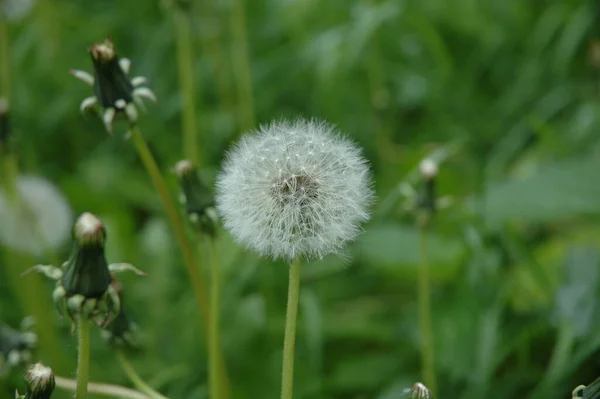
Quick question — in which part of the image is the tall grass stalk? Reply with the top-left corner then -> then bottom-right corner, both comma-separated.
208,238 -> 222,399
116,351 -> 168,399
128,125 -> 209,322
418,215 -> 436,397
198,2 -> 234,115
230,0 -> 255,133
128,125 -> 231,397
280,257 -> 302,399
75,317 -> 91,399
173,7 -> 200,166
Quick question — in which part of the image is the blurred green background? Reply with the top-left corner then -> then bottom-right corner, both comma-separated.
1,0 -> 600,398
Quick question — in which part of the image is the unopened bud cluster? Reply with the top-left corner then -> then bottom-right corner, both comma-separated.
174,160 -> 219,237
71,38 -> 157,134
31,213 -> 144,325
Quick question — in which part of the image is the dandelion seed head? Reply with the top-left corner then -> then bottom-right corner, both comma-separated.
216,118 -> 373,261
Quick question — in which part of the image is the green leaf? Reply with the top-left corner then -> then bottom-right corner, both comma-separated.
356,223 -> 464,276
483,158 -> 600,225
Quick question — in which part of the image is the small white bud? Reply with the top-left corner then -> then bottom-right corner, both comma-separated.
419,158 -> 438,180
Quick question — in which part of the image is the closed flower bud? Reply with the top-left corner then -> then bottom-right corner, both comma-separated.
417,158 -> 438,214
100,277 -> 139,350
174,160 -> 218,237
23,363 -> 55,399
61,212 -> 111,299
405,382 -> 432,399
0,98 -> 10,150
216,118 -> 373,260
71,38 -> 157,134
28,213 -> 145,325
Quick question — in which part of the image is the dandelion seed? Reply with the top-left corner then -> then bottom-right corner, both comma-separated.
216,118 -> 373,260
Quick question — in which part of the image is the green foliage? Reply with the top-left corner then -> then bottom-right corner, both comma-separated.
2,0 -> 600,398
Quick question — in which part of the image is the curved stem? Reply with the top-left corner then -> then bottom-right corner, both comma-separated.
55,376 -> 150,399
116,351 -> 168,399
208,238 -> 221,399
128,126 -> 231,397
280,257 -> 302,399
128,125 -> 209,323
75,317 -> 91,399
418,218 -> 436,397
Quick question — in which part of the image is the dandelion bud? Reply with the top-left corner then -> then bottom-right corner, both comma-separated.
405,382 -> 432,399
71,38 -> 157,134
216,118 -> 373,260
61,212 -> 111,299
23,363 -> 55,399
174,160 -> 218,237
101,278 -> 139,350
417,158 -> 438,214
419,158 -> 438,180
0,98 -> 10,150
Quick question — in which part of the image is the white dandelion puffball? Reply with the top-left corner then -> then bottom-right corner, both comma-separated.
216,118 -> 373,261
0,175 -> 73,256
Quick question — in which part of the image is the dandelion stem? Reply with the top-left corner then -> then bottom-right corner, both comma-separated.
128,125 -> 209,323
116,351 -> 168,399
173,7 -> 200,166
128,126 -> 231,398
208,238 -> 222,399
75,317 -> 91,399
55,376 -> 151,399
281,257 -> 302,399
418,216 -> 436,397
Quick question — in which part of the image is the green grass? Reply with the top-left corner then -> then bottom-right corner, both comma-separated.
2,0 -> 600,398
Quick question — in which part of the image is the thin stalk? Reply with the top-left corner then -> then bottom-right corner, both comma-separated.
530,321 -> 575,399
280,257 -> 302,399
230,0 -> 255,133
116,351 -> 168,399
128,125 -> 209,323
418,217 -> 436,397
128,125 -> 231,397
55,376 -> 151,399
75,317 -> 91,399
173,8 -> 200,166
208,238 -> 221,399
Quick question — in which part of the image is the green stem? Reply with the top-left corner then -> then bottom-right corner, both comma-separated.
418,218 -> 436,397
75,317 -> 91,399
230,0 -> 255,133
173,7 -> 200,166
116,351 -> 168,399
208,238 -> 221,399
128,125 -> 209,323
55,376 -> 150,399
128,126 -> 231,398
280,257 -> 302,399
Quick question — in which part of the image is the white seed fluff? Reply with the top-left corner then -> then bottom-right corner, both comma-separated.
216,118 -> 373,261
